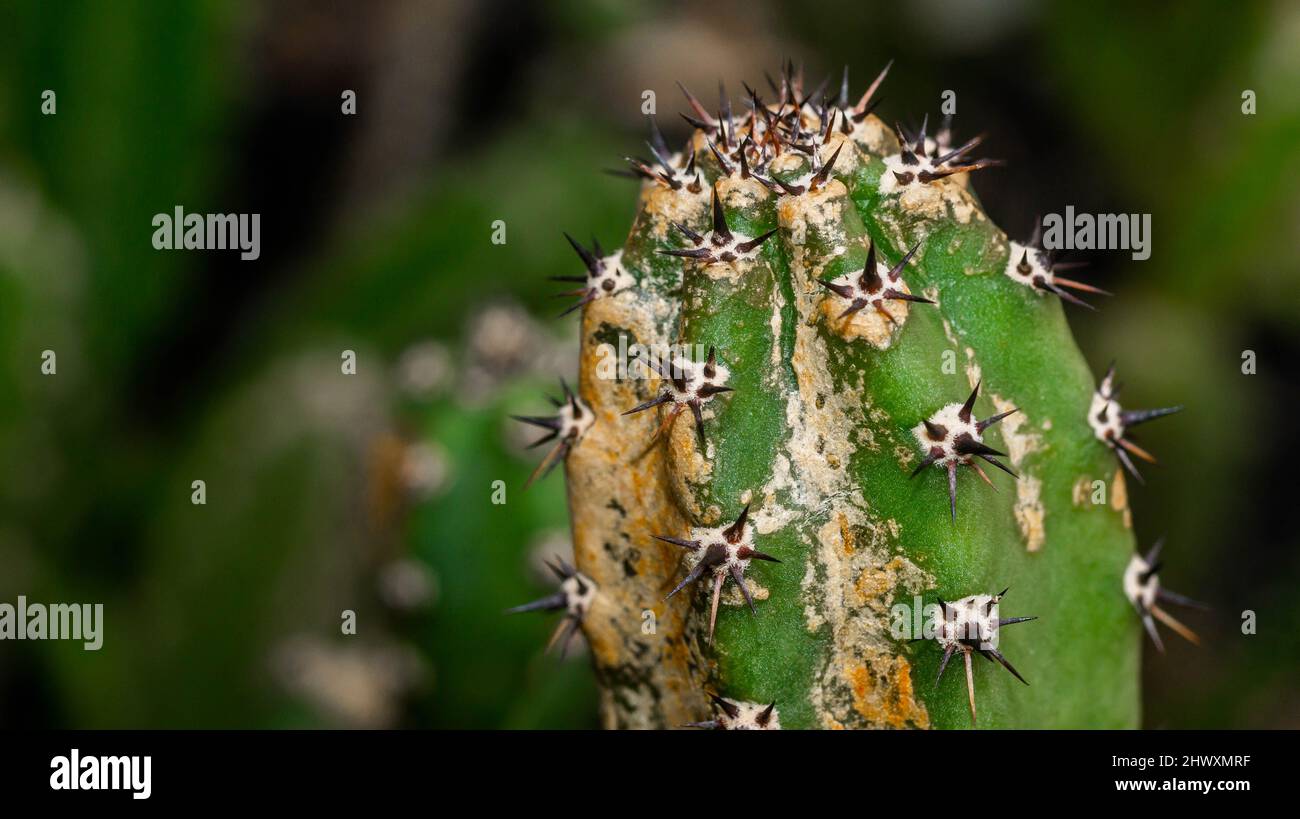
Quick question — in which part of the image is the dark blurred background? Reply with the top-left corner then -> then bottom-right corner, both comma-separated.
0,0 -> 1295,728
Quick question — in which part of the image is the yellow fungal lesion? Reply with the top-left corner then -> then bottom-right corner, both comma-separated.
569,268 -> 710,728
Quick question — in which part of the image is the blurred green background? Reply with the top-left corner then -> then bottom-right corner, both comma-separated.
0,0 -> 1295,728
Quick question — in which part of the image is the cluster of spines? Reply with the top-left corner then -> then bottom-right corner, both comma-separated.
684,693 -> 780,730
886,115 -> 1001,186
923,588 -> 1036,726
1004,217 -> 1111,310
654,504 -> 779,643
819,239 -> 933,326
911,381 -> 1018,522
551,234 -> 634,317
628,59 -> 894,204
1088,362 -> 1183,484
920,590 -> 1040,722
505,557 -> 597,659
615,115 -> 703,193
661,190 -> 777,264
510,378 -> 594,488
1124,538 -> 1206,652
621,345 -> 733,448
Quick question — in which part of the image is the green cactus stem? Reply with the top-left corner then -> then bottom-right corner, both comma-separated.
531,63 -> 1184,729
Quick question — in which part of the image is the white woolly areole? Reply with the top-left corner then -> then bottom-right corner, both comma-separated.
716,699 -> 781,730
777,135 -> 852,191
1003,240 -> 1054,290
912,402 -> 982,468
823,254 -> 916,311
590,249 -> 635,298
1088,371 -> 1125,444
666,150 -> 704,191
684,519 -> 755,578
931,593 -> 1002,650
1123,553 -> 1158,612
845,114 -> 890,154
696,229 -> 770,263
560,571 -> 598,620
558,394 -> 597,443
878,150 -> 961,195
661,355 -> 731,404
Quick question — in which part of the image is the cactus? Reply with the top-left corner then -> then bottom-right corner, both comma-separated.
516,63 -> 1187,729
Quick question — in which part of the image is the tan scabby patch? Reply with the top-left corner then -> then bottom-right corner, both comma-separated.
638,181 -> 709,241
806,512 -> 932,729
779,185 -> 872,504
778,181 -> 844,246
772,161 -> 934,728
1072,475 -> 1095,506
989,393 -> 1043,465
720,578 -> 770,607
819,132 -> 862,177
568,177 -> 718,728
878,165 -> 980,224
964,347 -> 982,391
768,147 -> 808,175
698,258 -> 756,284
1111,467 -> 1132,528
716,174 -> 770,212
665,411 -> 715,519
990,392 -> 1047,552
848,114 -> 891,156
1014,475 -> 1045,553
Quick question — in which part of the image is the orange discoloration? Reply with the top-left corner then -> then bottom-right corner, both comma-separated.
1112,467 -> 1132,529
839,514 -> 855,555
366,432 -> 409,533
892,658 -> 928,728
854,555 -> 919,606
566,274 -> 709,729
846,656 -> 930,729
854,568 -> 889,603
